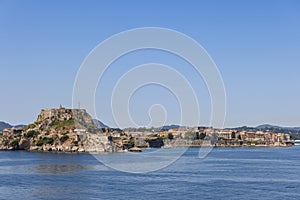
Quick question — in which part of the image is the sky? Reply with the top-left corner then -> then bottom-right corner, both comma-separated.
0,0 -> 299,128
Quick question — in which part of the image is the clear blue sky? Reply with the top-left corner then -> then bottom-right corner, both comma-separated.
0,0 -> 299,127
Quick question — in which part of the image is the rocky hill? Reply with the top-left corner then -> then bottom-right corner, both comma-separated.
93,119 -> 109,128
0,106 -> 115,152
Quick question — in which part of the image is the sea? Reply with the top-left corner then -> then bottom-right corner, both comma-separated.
0,146 -> 300,200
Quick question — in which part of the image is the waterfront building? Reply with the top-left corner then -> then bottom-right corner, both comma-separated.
2,128 -> 10,136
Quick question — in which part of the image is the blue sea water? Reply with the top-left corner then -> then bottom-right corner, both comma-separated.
0,147 -> 300,200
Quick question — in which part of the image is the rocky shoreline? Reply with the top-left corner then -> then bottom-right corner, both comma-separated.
0,106 -> 120,153
0,106 -> 295,154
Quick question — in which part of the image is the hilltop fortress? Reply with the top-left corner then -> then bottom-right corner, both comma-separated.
36,105 -> 97,132
0,106 -> 116,152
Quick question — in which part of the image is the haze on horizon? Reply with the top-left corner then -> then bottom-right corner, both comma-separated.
0,0 -> 299,128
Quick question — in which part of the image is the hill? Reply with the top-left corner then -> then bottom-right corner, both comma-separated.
256,124 -> 283,130
228,124 -> 300,140
0,121 -> 12,131
0,106 -> 113,152
159,125 -> 186,131
0,122 -> 25,132
93,119 -> 109,128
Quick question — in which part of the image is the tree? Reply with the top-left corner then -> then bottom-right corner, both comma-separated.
168,133 -> 174,140
199,132 -> 206,140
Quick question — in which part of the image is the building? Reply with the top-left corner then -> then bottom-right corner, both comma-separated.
74,129 -> 87,141
218,130 -> 235,140
2,128 -> 11,136
11,128 -> 23,134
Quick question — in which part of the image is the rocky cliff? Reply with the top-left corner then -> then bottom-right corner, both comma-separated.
0,106 -> 116,153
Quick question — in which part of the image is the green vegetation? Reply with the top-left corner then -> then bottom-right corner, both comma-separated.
27,123 -> 36,129
26,130 -> 40,138
160,135 -> 166,140
167,133 -> 174,140
36,137 -> 54,146
50,119 -> 76,129
129,138 -> 135,146
73,141 -> 78,146
60,135 -> 69,143
120,132 -> 125,136
63,131 -> 69,135
3,139 -> 9,146
45,130 -> 50,135
50,119 -> 89,131
11,139 -> 19,147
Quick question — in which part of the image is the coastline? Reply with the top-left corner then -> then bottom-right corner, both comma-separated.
0,142 -> 295,154
0,107 -> 296,154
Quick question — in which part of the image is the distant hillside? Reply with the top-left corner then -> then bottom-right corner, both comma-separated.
0,121 -> 25,132
256,124 -> 282,130
255,124 -> 300,130
256,124 -> 300,132
228,124 -> 300,140
93,119 -> 109,128
159,125 -> 186,131
0,121 -> 12,131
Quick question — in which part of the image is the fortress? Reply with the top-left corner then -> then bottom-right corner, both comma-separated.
37,105 -> 95,126
0,106 -> 116,153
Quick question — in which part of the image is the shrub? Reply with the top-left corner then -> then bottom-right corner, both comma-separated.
3,140 -> 9,146
73,141 -> 78,146
26,130 -> 39,138
11,139 -> 19,147
27,124 -> 36,129
63,131 -> 69,135
60,135 -> 69,143
36,137 -> 54,146
167,133 -> 174,140
129,138 -> 135,145
160,135 -> 166,140
51,119 -> 75,128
